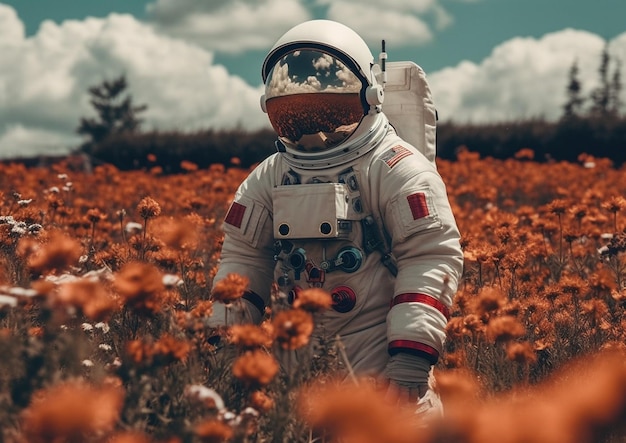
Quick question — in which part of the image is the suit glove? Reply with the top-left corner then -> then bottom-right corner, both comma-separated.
383,352 -> 432,403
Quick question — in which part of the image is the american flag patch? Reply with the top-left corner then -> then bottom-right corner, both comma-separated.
407,192 -> 429,220
382,145 -> 413,168
225,202 -> 246,228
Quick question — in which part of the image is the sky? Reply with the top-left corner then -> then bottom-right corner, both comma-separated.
0,0 -> 625,159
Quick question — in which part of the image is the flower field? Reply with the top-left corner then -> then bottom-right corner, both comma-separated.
2,148 -> 626,442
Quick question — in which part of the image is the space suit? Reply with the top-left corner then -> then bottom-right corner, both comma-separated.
210,19 -> 463,412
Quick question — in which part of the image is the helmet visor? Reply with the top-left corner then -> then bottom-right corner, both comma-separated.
264,49 -> 364,151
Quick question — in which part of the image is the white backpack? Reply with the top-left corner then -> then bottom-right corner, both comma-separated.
381,61 -> 438,165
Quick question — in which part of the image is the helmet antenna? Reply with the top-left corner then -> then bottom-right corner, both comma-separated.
379,40 -> 387,88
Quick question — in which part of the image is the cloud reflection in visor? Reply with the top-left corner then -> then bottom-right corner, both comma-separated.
264,50 -> 365,151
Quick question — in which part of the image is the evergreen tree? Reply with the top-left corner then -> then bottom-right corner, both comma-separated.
562,59 -> 585,120
589,44 -> 612,118
77,75 -> 147,151
609,59 -> 623,116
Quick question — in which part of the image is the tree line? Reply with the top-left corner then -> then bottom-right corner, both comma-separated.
562,44 -> 622,121
74,45 -> 625,170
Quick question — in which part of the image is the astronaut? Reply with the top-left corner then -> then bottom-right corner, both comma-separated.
210,19 -> 463,413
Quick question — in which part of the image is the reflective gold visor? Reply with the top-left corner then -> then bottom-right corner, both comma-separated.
264,50 -> 365,151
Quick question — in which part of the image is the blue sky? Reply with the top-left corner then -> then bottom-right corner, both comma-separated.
0,0 -> 625,158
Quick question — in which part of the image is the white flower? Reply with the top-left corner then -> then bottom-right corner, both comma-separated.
125,222 -> 143,232
48,186 -> 60,194
222,411 -> 236,423
241,407 -> 259,418
8,287 -> 38,297
163,274 -> 182,288
0,295 -> 17,307
185,385 -> 225,411
95,322 -> 110,334
10,224 -> 26,236
18,199 -> 33,206
28,224 -> 43,234
99,344 -> 113,351
81,323 -> 94,332
82,359 -> 94,367
58,174 -> 68,180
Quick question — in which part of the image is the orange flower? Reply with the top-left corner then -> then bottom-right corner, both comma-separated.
153,333 -> 191,363
211,273 -> 249,304
485,316 -> 526,343
114,262 -> 165,314
194,419 -> 233,443
190,299 -> 214,318
107,431 -> 152,443
547,198 -> 569,215
506,341 -> 537,364
85,207 -> 107,224
298,378 -> 420,443
232,349 -> 279,387
21,379 -> 124,443
249,390 -> 275,413
137,196 -> 161,219
23,231 -> 82,276
514,148 -> 534,160
126,339 -> 151,364
559,274 -> 589,296
228,324 -> 273,349
155,217 -> 199,250
54,279 -> 119,322
463,314 -> 485,336
292,287 -> 333,312
601,196 -> 626,214
470,286 -> 506,318
272,308 -> 314,350
180,160 -> 199,172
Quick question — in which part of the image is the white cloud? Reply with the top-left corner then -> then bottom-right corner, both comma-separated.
609,32 -> 626,63
0,3 -> 23,43
428,29 -> 621,123
146,0 -> 312,53
146,0 -> 446,52
318,0 -> 455,47
324,1 -> 433,48
0,5 -> 269,159
0,125 -> 78,159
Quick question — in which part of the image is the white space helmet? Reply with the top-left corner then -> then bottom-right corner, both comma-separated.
261,20 -> 388,169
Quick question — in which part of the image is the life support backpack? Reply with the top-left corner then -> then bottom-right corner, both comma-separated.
381,61 -> 438,165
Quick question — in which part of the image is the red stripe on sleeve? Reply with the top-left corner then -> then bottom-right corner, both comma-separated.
391,292 -> 450,320
388,340 -> 439,360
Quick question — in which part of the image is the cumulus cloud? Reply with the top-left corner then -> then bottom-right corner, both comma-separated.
0,4 -> 268,159
0,125 -> 78,158
146,0 -> 312,53
324,1 -> 433,48
429,29 -> 625,123
147,0 -> 450,53
318,0 -> 453,47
